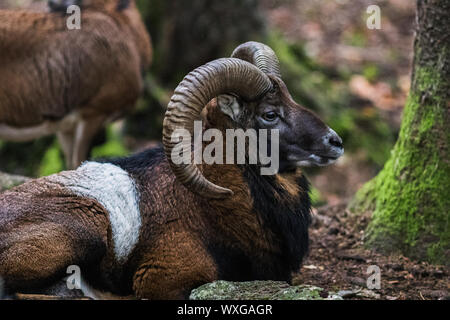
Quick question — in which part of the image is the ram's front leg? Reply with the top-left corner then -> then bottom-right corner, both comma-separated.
57,129 -> 75,169
132,232 -> 218,299
71,115 -> 108,170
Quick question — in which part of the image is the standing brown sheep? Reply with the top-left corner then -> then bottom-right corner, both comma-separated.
0,0 -> 152,169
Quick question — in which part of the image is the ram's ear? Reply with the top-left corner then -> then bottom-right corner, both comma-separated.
217,94 -> 242,121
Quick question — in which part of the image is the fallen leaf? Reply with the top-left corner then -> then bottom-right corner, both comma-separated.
303,265 -> 318,270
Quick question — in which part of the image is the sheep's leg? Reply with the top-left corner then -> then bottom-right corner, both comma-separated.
0,122 -> 58,142
57,129 -> 75,170
132,232 -> 217,299
71,115 -> 107,169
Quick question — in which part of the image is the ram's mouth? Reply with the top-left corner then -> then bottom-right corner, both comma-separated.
313,154 -> 340,165
289,151 -> 343,167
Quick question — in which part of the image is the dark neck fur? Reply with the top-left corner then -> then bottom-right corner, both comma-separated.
243,165 -> 311,270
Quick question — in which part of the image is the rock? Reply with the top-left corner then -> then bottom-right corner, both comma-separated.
357,289 -> 381,299
337,288 -> 381,299
422,290 -> 449,300
190,281 -> 343,300
337,290 -> 359,299
0,171 -> 29,192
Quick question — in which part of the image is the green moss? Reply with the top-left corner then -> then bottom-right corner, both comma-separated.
39,140 -> 64,177
348,177 -> 377,214
189,280 -> 342,300
310,186 -> 326,207
0,137 -> 54,177
91,124 -> 128,159
363,65 -> 379,82
343,30 -> 367,47
351,67 -> 450,265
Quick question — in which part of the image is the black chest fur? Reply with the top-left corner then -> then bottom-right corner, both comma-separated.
207,166 -> 312,282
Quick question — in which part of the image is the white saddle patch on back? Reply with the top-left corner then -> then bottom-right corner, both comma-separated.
48,162 -> 141,263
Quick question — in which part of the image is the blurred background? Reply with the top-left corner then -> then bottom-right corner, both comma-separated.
0,0 -> 416,207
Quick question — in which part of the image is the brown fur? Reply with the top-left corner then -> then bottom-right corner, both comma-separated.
132,230 -> 218,299
275,170 -> 303,198
0,179 -> 110,291
0,0 -> 151,168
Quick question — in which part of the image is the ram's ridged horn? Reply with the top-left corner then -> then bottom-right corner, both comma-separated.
162,58 -> 272,199
231,41 -> 282,78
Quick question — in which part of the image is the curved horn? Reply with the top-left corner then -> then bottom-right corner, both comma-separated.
231,41 -> 282,78
163,58 -> 272,199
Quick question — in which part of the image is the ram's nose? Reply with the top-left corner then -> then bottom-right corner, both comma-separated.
323,128 -> 344,158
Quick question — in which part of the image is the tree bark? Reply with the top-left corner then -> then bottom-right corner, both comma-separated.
137,0 -> 266,85
127,0 -> 266,140
349,0 -> 449,264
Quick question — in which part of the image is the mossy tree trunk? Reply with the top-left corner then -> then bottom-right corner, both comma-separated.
350,0 -> 449,264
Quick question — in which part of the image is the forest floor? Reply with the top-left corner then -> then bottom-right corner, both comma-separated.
265,0 -> 449,301
263,0 -> 415,128
293,202 -> 449,300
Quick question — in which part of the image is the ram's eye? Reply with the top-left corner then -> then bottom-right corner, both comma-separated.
262,111 -> 278,122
